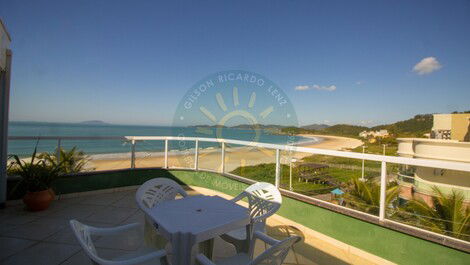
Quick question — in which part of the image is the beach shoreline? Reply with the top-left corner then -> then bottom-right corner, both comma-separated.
89,134 -> 363,172
297,134 -> 363,150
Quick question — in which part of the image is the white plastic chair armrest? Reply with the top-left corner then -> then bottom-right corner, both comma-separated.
179,189 -> 188,197
88,223 -> 141,236
104,249 -> 167,265
196,254 -> 216,265
230,192 -> 246,203
253,231 -> 280,246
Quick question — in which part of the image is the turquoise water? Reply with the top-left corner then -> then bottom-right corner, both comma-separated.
8,122 -> 317,156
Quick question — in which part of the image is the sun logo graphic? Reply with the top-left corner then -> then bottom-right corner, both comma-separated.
171,70 -> 299,171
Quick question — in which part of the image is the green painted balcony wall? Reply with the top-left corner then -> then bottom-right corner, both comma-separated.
8,168 -> 468,265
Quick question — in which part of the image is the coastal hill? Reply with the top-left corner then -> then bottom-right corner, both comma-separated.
188,114 -> 435,138
371,114 -> 433,137
282,114 -> 434,138
301,124 -> 330,130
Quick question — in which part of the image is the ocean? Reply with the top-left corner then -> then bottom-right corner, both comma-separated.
8,122 -> 319,157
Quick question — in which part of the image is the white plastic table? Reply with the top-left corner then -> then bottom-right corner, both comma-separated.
146,195 -> 250,265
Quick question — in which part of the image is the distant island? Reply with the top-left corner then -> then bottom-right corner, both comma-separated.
79,120 -> 109,125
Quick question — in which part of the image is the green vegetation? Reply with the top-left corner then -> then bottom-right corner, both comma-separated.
281,124 -> 368,137
350,138 -> 398,156
344,179 -> 399,215
231,163 -> 331,193
396,187 -> 470,241
319,124 -> 369,137
7,145 -> 92,197
230,163 -> 331,195
231,161 -> 469,242
8,145 -> 63,193
371,114 -> 433,137
229,155 -> 384,196
38,146 -> 92,174
282,113 -> 433,138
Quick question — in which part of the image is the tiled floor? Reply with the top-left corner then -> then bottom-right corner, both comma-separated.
0,187 -> 389,265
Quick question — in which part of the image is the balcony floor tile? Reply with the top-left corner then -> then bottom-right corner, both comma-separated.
1,242 -> 80,265
0,187 -> 393,265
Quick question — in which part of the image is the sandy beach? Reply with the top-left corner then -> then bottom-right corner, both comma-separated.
90,135 -> 363,172
297,134 -> 363,150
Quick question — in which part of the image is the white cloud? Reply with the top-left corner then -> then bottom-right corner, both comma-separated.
294,85 -> 310,91
413,57 -> 442,75
355,81 -> 363,85
313,84 -> 336,91
295,84 -> 336,91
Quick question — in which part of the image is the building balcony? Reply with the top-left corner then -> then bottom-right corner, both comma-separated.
3,136 -> 470,264
1,168 -> 469,265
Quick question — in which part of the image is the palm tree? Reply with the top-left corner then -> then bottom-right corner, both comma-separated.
344,178 -> 399,215
405,186 -> 470,240
39,146 -> 91,174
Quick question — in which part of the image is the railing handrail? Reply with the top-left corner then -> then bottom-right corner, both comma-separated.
126,136 -> 470,172
8,136 -> 125,140
8,135 -> 470,172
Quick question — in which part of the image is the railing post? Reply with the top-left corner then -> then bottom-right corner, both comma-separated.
164,139 -> 168,169
194,140 -> 199,170
56,138 -> 61,164
379,161 -> 387,221
221,142 -> 225,173
130,139 -> 136,169
275,149 -> 281,188
360,145 -> 366,181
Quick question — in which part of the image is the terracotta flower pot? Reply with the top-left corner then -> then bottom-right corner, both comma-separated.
23,188 -> 55,211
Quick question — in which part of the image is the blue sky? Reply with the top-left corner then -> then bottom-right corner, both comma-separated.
1,0 -> 469,126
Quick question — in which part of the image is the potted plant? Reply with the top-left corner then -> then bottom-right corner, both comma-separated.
8,146 -> 63,211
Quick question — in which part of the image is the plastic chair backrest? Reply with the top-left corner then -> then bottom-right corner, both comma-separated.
70,220 -> 101,264
244,182 -> 282,225
250,235 -> 300,265
136,178 -> 187,209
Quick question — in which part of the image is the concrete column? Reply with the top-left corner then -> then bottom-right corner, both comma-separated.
0,50 -> 12,208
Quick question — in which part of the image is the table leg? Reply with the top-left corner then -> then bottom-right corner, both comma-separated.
242,224 -> 252,253
199,239 -> 214,260
170,233 -> 198,265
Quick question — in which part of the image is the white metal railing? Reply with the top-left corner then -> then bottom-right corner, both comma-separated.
8,135 -> 470,223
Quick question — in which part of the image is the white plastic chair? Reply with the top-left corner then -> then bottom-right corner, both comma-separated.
70,219 -> 167,265
135,178 -> 188,249
197,231 -> 300,265
221,182 -> 282,253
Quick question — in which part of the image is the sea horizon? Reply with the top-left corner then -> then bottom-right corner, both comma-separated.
7,121 -> 320,157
